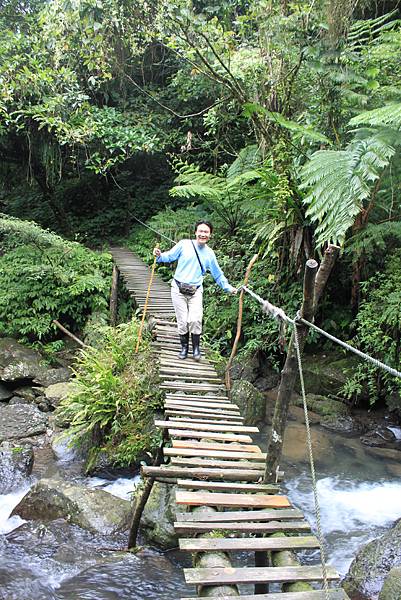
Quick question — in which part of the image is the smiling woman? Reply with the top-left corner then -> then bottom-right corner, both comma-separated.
153,220 -> 237,361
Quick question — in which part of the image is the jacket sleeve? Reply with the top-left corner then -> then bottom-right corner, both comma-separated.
156,241 -> 182,263
209,250 -> 234,292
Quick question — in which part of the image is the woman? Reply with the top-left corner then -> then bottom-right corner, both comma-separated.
153,220 -> 237,360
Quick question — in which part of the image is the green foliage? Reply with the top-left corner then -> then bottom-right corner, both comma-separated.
0,215 -> 111,341
344,250 -> 401,408
57,320 -> 162,469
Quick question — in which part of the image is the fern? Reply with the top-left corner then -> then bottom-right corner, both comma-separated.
349,103 -> 401,130
227,145 -> 262,178
301,135 -> 396,247
346,221 -> 401,258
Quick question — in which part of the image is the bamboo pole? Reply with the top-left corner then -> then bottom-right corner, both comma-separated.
109,264 -> 119,326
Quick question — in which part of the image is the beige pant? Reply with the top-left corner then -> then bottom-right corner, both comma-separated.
171,279 -> 203,335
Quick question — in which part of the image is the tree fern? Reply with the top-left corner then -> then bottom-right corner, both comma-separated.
346,221 -> 401,258
301,135 -> 396,247
349,103 -> 401,130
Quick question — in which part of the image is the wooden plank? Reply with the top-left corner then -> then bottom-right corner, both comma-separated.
184,566 -> 340,586
179,535 -> 319,552
165,394 -> 232,403
180,591 -> 346,600
175,521 -> 311,534
171,457 -> 264,470
172,440 -> 261,453
141,465 -> 264,481
155,420 -> 258,433
165,411 -> 243,423
176,490 -> 290,508
176,480 -> 279,495
160,374 -> 221,382
165,405 -> 241,417
165,448 -> 265,461
165,399 -> 239,410
168,417 -> 245,426
176,507 -> 301,521
167,429 -> 253,443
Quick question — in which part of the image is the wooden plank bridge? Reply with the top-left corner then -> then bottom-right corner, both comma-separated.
110,247 -> 348,599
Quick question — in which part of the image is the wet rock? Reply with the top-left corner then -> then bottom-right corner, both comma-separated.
12,477 -> 131,534
0,383 -> 12,401
288,405 -> 321,424
320,415 -> 360,434
8,395 -> 29,405
379,566 -> 401,600
365,446 -> 401,462
44,381 -> 71,409
360,427 -> 397,447
231,379 -> 265,425
12,386 -> 37,403
135,481 -> 177,549
343,518 -> 401,599
0,404 -> 48,441
229,353 -> 259,384
0,441 -> 34,493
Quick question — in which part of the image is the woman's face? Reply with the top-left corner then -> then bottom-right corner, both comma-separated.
195,224 -> 211,245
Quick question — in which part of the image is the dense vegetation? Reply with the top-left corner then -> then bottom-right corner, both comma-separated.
0,0 -> 400,412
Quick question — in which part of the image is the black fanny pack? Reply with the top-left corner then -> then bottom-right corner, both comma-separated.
175,280 -> 198,296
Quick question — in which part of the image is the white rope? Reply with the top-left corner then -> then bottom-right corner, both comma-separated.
130,213 -> 177,244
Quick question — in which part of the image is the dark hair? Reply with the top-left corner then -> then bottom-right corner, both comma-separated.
194,220 -> 213,234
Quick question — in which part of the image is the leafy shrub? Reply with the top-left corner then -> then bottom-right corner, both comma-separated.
57,320 -> 162,470
0,215 -> 111,341
344,250 -> 401,408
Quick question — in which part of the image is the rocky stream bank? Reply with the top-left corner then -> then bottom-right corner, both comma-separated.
1,337 -> 401,599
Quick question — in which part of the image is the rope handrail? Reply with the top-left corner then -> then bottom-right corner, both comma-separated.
241,285 -> 401,380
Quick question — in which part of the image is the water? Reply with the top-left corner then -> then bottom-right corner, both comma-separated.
1,421 -> 401,599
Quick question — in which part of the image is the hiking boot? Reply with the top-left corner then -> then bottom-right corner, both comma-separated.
191,334 -> 201,361
178,333 -> 189,359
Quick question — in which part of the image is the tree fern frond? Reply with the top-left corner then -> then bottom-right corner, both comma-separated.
301,135 -> 395,247
346,221 -> 401,257
349,103 -> 401,130
227,145 -> 262,178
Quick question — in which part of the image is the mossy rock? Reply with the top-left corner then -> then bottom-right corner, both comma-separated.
291,394 -> 348,418
135,481 -> 177,549
231,379 -> 265,425
379,566 -> 401,600
298,352 -> 363,398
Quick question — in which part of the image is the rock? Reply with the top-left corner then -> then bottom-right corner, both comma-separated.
254,373 -> 280,391
135,481 -> 177,549
320,415 -> 360,434
360,427 -> 398,447
288,405 -> 321,425
0,383 -> 13,401
229,353 -> 260,384
298,352 -> 364,399
12,478 -> 131,534
0,404 -> 48,441
292,393 -> 349,418
8,396 -> 29,405
44,381 -> 71,409
33,367 -> 71,387
0,338 -> 46,383
0,441 -> 34,493
343,519 -> 401,599
365,446 -> 401,462
231,379 -> 265,425
379,566 -> 401,600
12,386 -> 37,403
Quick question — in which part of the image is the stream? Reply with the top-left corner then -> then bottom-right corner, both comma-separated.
1,421 -> 401,599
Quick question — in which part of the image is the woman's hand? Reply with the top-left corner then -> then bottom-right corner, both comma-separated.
153,247 -> 161,257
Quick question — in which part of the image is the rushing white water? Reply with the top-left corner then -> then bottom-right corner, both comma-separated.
88,475 -> 140,500
0,486 -> 29,534
285,474 -> 401,575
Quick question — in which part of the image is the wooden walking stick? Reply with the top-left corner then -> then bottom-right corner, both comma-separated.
225,253 -> 259,393
135,246 -> 158,354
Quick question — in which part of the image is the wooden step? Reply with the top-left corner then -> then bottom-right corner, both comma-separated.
168,417 -> 245,426
165,393 -> 230,402
141,465 -> 264,481
167,429 -> 253,443
184,566 -> 340,586
176,491 -> 291,508
155,420 -> 258,433
172,440 -> 261,453
175,521 -> 311,534
179,535 -> 320,552
165,448 -> 265,461
176,480 -> 279,494
165,399 -> 239,410
181,591 -> 347,600
165,407 -> 242,419
171,457 -> 265,470
175,507 -> 300,521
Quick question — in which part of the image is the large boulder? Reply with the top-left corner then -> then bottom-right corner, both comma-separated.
291,393 -> 349,418
135,481 -> 177,549
298,352 -> 363,398
343,519 -> 401,599
12,478 -> 131,534
0,383 -> 13,401
0,404 -> 48,442
0,338 -> 45,383
0,441 -> 34,493
231,379 -> 266,425
33,366 -> 71,387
